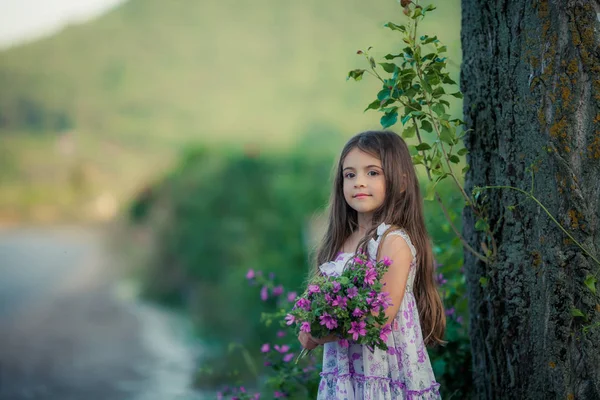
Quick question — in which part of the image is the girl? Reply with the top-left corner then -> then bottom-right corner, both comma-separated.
298,131 -> 446,399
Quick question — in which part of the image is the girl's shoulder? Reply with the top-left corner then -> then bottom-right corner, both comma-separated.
372,222 -> 417,260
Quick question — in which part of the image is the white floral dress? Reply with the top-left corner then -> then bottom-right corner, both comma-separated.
316,223 -> 441,400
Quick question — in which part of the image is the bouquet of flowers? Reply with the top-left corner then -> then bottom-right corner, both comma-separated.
286,252 -> 394,363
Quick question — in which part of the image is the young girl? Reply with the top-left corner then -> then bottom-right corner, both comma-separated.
298,130 -> 446,399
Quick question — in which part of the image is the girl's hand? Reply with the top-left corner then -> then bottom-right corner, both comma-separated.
311,333 -> 338,345
298,331 -> 318,350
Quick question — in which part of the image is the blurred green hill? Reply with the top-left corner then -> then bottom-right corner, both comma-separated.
0,0 -> 461,222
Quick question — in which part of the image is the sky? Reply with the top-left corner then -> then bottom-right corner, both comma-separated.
0,0 -> 125,49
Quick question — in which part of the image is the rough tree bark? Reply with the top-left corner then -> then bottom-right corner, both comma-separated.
460,1 -> 600,399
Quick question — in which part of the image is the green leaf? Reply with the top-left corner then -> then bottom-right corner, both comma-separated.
571,308 -> 586,318
584,275 -> 597,294
475,218 -> 488,231
437,45 -> 447,53
364,99 -> 381,112
432,103 -> 445,116
384,22 -> 406,32
450,91 -> 464,99
479,277 -> 489,288
348,69 -> 366,81
401,113 -> 413,125
416,143 -> 432,151
384,53 -> 402,60
432,87 -> 445,98
369,57 -> 376,69
458,148 -> 468,156
424,180 -> 438,201
377,88 -> 391,101
381,111 -> 398,128
421,120 -> 433,132
379,63 -> 398,73
412,7 -> 423,18
440,125 -> 455,145
449,155 -> 460,164
402,125 -> 416,139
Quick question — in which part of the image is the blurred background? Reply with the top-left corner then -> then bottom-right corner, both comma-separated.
0,0 -> 469,398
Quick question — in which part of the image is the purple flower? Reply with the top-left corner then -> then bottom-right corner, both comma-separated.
332,281 -> 341,293
380,323 -> 392,342
346,286 -> 358,299
445,307 -> 455,316
272,285 -> 284,296
348,321 -> 367,340
287,291 -> 297,302
353,256 -> 364,265
332,295 -> 348,308
376,292 -> 393,310
383,257 -> 392,266
338,339 -> 349,348
437,273 -> 448,285
269,272 -> 276,280
274,392 -> 286,398
261,343 -> 270,353
260,286 -> 269,301
300,321 -> 311,333
457,316 -> 464,325
296,298 -> 311,311
277,330 -> 286,338
319,313 -> 338,329
284,314 -> 295,325
274,344 -> 290,353
308,284 -> 320,294
324,293 -> 334,304
352,307 -> 364,317
364,268 -> 377,285
282,353 -> 294,363
246,269 -> 255,280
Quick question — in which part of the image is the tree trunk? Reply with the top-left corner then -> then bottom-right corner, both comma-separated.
460,1 -> 600,399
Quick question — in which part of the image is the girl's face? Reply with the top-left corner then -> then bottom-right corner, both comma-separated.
341,148 -> 386,217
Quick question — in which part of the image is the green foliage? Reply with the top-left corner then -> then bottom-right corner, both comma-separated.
127,146 -> 332,386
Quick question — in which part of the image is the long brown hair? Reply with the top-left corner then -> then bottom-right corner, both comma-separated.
313,130 -> 446,347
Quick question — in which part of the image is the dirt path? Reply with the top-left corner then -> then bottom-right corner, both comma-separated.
0,226 -> 210,400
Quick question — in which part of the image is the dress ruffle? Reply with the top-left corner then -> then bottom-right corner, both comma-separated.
319,371 -> 441,400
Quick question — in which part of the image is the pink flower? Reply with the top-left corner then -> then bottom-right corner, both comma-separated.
332,295 -> 348,308
324,293 -> 334,304
346,286 -> 358,299
364,268 -> 377,285
284,314 -> 295,325
300,321 -> 311,332
348,321 -> 367,340
352,307 -> 364,318
366,260 -> 374,268
260,343 -> 270,353
332,281 -> 341,293
380,323 -> 392,342
274,344 -> 290,353
338,339 -> 349,348
272,285 -> 284,296
319,313 -> 338,329
246,269 -> 255,279
353,256 -> 364,265
296,298 -> 311,311
308,284 -> 320,294
274,392 -> 286,398
287,291 -> 297,302
277,330 -> 286,338
260,286 -> 269,301
282,353 -> 294,363
376,292 -> 393,310
383,257 -> 392,266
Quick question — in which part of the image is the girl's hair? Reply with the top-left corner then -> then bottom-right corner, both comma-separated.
313,130 -> 446,347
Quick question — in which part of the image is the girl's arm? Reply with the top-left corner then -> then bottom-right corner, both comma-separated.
377,234 -> 413,323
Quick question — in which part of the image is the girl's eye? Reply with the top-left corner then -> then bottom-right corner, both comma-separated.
344,172 -> 355,179
367,170 -> 380,176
